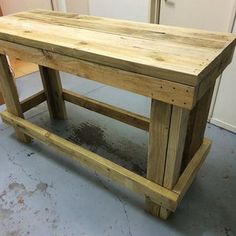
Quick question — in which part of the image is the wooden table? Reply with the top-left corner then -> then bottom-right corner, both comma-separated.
0,10 -> 235,220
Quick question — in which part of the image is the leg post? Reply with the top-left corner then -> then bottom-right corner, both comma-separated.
146,99 -> 172,216
39,65 -> 67,120
159,106 -> 189,219
146,99 -> 189,219
0,54 -> 31,143
182,84 -> 215,169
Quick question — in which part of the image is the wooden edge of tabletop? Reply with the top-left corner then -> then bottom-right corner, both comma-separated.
0,40 -> 196,109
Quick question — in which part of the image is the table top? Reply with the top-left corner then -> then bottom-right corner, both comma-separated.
0,9 -> 235,86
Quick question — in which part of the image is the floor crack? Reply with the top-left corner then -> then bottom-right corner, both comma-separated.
94,172 -> 133,236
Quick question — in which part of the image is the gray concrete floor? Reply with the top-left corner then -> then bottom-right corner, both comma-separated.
0,72 -> 235,236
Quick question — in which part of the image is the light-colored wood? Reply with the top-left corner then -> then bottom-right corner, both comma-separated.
63,89 -> 149,131
21,90 -> 46,112
174,138 -> 212,202
0,39 -> 195,109
146,99 -> 172,216
39,66 -> 67,120
0,54 -> 31,143
159,106 -> 189,219
0,10 -> 235,87
0,110 -> 179,212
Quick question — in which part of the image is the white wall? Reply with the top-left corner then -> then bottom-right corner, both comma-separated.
0,0 -> 52,15
210,19 -> 236,133
89,0 -> 150,22
160,0 -> 235,31
65,0 -> 89,14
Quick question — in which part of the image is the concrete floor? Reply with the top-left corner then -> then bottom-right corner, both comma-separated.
0,72 -> 235,236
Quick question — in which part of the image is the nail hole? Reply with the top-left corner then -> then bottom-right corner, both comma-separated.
173,87 -> 176,90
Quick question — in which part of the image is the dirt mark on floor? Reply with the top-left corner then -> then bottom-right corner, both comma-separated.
67,122 -> 147,176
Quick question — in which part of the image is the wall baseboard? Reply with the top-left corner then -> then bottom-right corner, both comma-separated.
210,118 -> 236,133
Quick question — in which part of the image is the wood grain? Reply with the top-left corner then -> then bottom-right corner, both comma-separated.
0,54 -> 31,143
0,9 -> 235,86
39,66 -> 67,119
0,39 -> 195,109
146,99 -> 172,216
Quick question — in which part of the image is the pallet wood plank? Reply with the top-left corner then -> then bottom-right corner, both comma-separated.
21,90 -> 46,112
0,40 -> 195,109
0,10 -> 234,86
63,89 -> 149,131
174,138 -> 212,202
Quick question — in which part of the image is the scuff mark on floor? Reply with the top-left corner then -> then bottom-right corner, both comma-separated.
67,122 -> 147,176
0,204 -> 14,220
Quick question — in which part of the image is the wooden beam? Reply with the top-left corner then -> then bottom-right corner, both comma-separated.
146,99 -> 172,216
159,106 -> 189,219
174,138 -> 212,202
0,110 -> 179,212
21,90 -> 46,112
182,85 -> 215,170
0,54 -> 31,143
39,66 -> 67,120
0,40 -> 195,109
62,89 -> 149,131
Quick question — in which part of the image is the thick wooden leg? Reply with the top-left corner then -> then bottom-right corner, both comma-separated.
182,84 -> 215,170
39,65 -> 67,120
146,99 -> 189,219
159,106 -> 189,219
146,100 -> 172,216
0,54 -> 31,143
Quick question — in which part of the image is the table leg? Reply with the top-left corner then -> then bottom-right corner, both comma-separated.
39,66 -> 67,120
146,99 -> 172,216
0,54 -> 31,143
146,99 -> 189,219
182,84 -> 215,170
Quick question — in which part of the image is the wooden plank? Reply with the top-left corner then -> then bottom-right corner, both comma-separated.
63,89 -> 149,131
146,99 -> 172,216
0,11 -> 235,85
0,110 -> 179,212
174,138 -> 212,202
21,90 -> 46,112
39,66 -> 67,119
159,106 -> 189,219
0,54 -> 31,143
0,40 -> 195,109
182,85 -> 215,170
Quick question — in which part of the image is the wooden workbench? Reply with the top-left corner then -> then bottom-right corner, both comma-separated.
0,9 -> 235,220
